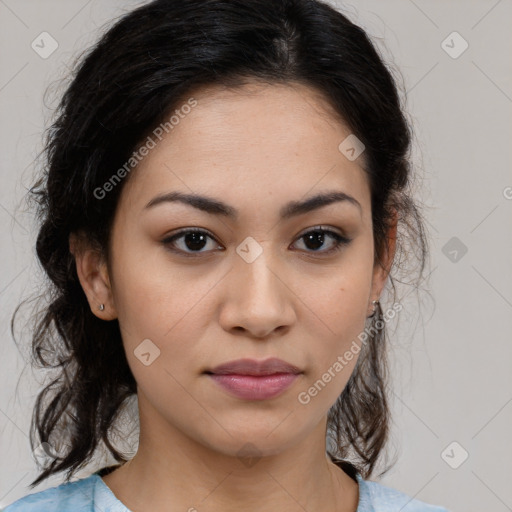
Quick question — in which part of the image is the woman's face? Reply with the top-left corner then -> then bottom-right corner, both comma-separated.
88,82 -> 392,458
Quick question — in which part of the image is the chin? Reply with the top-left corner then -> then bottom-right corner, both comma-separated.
200,425 -> 303,462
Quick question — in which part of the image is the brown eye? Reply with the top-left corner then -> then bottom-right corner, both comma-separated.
162,229 -> 222,255
292,227 -> 352,255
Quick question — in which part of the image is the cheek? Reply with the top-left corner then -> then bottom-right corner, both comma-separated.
299,247 -> 373,402
110,228 -> 209,336
113,271 -> 209,365
302,249 -> 373,337
298,308 -> 366,415
110,247 -> 220,388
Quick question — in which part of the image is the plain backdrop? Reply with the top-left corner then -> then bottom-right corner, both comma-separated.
0,1 -> 511,511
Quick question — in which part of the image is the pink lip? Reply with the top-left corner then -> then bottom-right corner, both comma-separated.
208,374 -> 300,400
205,358 -> 302,400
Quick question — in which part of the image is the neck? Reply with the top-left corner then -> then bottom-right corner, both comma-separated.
101,399 -> 359,512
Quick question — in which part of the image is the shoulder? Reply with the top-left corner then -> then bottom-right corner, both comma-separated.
2,474 -> 97,512
356,474 -> 451,512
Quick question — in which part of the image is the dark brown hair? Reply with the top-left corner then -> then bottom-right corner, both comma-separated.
12,0 -> 428,488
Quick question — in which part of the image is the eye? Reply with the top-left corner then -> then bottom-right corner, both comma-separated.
291,226 -> 352,256
161,226 -> 352,257
161,229 -> 222,256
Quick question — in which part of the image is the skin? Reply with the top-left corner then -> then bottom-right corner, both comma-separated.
70,81 -> 397,512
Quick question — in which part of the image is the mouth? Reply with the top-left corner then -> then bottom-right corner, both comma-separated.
204,357 -> 303,400
205,357 -> 302,376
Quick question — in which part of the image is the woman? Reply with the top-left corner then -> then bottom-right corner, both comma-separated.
5,0 -> 449,510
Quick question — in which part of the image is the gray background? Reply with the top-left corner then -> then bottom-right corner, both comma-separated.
1,1 -> 511,511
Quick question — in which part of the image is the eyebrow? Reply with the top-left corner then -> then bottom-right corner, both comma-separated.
144,190 -> 362,219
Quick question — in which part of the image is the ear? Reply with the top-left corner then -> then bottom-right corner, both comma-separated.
369,208 -> 398,310
69,231 -> 118,320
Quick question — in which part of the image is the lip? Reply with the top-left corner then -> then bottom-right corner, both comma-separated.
205,358 -> 302,401
207,357 -> 302,376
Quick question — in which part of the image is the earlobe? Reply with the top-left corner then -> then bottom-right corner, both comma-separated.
69,233 -> 117,320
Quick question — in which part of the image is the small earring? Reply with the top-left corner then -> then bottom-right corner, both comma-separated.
369,299 -> 379,318
98,304 -> 105,311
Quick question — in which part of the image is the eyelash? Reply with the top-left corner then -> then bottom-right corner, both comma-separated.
161,226 -> 352,258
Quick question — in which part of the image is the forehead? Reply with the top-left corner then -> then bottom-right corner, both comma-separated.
118,81 -> 371,218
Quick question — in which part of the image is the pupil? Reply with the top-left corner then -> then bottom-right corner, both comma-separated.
185,232 -> 207,251
305,231 -> 324,251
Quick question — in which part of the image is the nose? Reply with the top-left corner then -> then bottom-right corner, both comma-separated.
218,244 -> 296,339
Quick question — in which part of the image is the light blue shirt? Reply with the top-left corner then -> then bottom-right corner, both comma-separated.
2,472 -> 450,511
